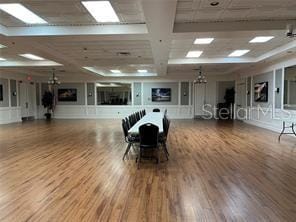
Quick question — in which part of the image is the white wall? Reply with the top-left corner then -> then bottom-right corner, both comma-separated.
0,71 -> 238,123
0,73 -> 27,124
235,58 -> 296,133
41,80 -> 194,120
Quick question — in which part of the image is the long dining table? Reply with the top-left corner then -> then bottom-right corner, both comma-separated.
128,112 -> 164,134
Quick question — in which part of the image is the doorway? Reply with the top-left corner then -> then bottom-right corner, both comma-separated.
194,83 -> 206,117
19,81 -> 36,120
236,82 -> 247,120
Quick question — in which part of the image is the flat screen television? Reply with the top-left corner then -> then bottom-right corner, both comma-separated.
58,88 -> 77,102
152,88 -> 171,102
0,85 -> 3,101
254,82 -> 268,102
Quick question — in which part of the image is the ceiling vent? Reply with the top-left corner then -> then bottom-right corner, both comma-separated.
117,52 -> 131,56
286,24 -> 296,38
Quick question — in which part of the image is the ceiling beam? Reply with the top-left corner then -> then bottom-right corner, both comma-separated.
1,24 -> 147,37
0,61 -> 62,67
256,39 -> 296,62
173,20 -> 296,33
142,0 -> 177,76
169,57 -> 256,64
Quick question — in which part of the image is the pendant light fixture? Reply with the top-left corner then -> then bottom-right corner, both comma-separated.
194,66 -> 207,84
48,68 -> 61,86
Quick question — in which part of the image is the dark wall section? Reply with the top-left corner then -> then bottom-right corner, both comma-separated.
0,78 -> 9,107
10,79 -> 17,107
181,82 -> 189,105
87,83 -> 95,105
133,82 -> 142,105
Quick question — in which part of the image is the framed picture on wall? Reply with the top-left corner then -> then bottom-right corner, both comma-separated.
152,88 -> 171,102
58,88 -> 77,101
0,84 -> 3,101
254,82 -> 268,102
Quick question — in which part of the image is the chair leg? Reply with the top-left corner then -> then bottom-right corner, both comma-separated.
278,122 -> 285,142
137,148 -> 141,169
123,143 -> 132,160
157,147 -> 160,164
162,143 -> 169,160
292,124 -> 296,136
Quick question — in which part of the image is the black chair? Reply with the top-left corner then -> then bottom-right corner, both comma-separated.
138,123 -> 159,169
133,114 -> 137,123
164,109 -> 167,116
136,112 -> 141,121
143,109 -> 146,115
122,119 -> 139,160
153,108 -> 160,112
159,117 -> 170,160
128,115 -> 135,127
125,117 -> 131,129
140,110 -> 144,118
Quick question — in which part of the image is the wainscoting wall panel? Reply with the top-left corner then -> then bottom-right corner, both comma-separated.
244,106 -> 296,133
50,105 -> 194,119
0,107 -> 22,124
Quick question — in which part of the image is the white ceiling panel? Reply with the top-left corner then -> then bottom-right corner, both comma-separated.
175,0 -> 296,23
170,31 -> 294,59
167,63 -> 251,75
0,0 -> 145,27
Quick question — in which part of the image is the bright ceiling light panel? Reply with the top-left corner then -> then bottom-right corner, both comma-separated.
250,36 -> 274,43
186,51 -> 203,58
82,1 -> 119,22
0,3 -> 47,24
137,69 -> 148,73
194,38 -> 214,44
0,57 -> 6,61
110,69 -> 121,73
228,50 -> 250,57
19,54 -> 45,60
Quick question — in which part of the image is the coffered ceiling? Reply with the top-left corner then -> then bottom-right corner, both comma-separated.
170,30 -> 293,59
175,0 -> 296,23
0,0 -> 296,79
0,0 -> 145,27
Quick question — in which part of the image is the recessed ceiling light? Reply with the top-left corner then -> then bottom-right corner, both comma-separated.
186,51 -> 203,58
0,3 -> 47,24
0,44 -> 6,48
0,57 -> 6,61
82,1 -> 119,23
110,69 -> 121,73
249,36 -> 274,43
194,38 -> 214,44
228,50 -> 250,57
137,69 -> 148,73
19,54 -> 45,60
210,1 -> 220,6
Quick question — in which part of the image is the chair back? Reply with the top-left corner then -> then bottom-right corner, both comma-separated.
139,123 -> 159,148
153,108 -> 160,112
136,112 -> 141,121
125,117 -> 131,129
128,116 -> 134,126
132,114 -> 137,124
162,117 -> 168,135
122,119 -> 129,139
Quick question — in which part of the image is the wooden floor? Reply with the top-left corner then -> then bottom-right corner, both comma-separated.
0,119 -> 296,222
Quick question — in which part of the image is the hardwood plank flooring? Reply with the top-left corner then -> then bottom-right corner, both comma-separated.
0,119 -> 295,222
